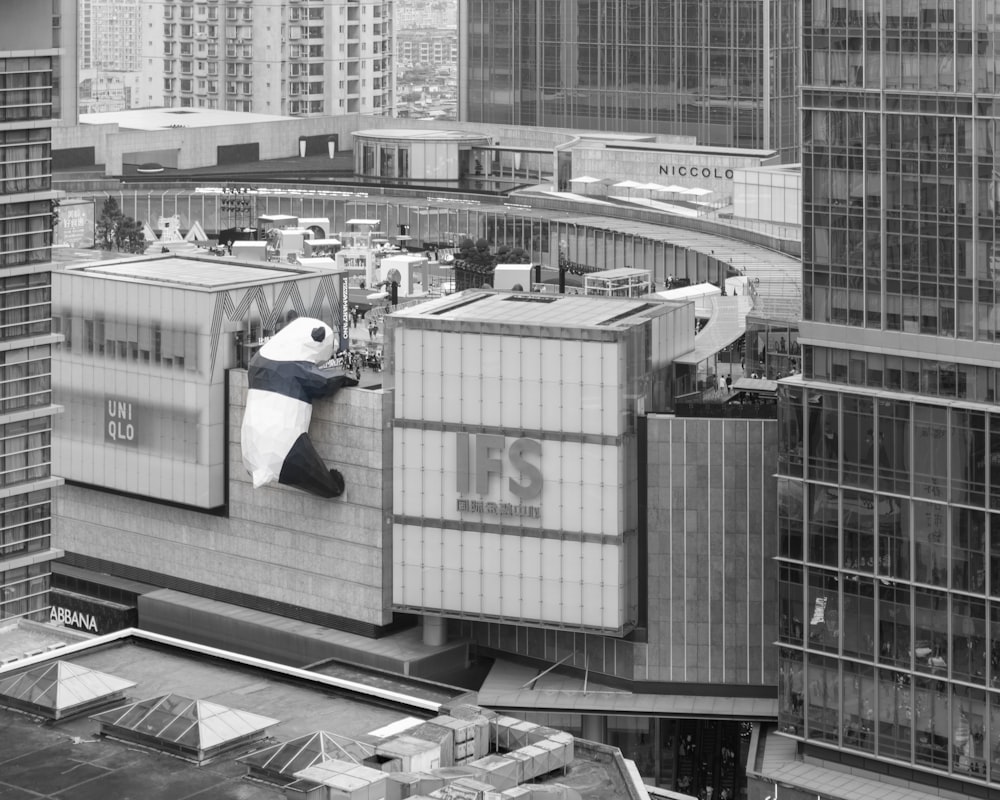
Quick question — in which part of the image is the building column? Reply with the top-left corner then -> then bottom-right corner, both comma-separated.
581,714 -> 607,743
422,615 -> 447,646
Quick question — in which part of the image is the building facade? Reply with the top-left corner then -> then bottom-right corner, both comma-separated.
0,1 -> 76,624
778,1 -> 1000,796
138,0 -> 395,117
78,0 -> 143,113
459,0 -> 799,161
397,29 -> 457,67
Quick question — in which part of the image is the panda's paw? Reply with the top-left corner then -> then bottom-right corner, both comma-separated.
328,469 -> 346,498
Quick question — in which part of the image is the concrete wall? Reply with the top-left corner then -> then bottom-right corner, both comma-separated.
0,1 -> 52,50
54,114 -> 695,177
55,115 -> 366,174
572,142 -> 775,203
53,371 -> 393,629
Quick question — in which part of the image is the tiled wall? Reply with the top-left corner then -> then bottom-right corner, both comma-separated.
53,371 -> 393,629
646,415 -> 779,686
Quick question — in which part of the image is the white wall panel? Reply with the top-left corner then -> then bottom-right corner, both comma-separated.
393,526 -> 625,629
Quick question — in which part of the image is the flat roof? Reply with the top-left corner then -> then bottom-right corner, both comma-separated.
479,660 -> 777,720
0,631 -> 643,800
395,290 -> 679,330
65,255 -> 316,289
354,128 -> 491,142
81,107 -> 296,131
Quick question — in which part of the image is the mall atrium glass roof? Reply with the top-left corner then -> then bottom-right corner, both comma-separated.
90,693 -> 279,763
0,660 -> 135,720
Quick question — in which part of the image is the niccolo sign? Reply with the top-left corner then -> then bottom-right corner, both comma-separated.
660,165 -> 734,179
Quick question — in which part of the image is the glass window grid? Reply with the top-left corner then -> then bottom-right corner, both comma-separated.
0,564 -> 48,621
777,377 -> 1000,780
809,345 -> 1000,408
463,0 -> 799,159
803,9 -> 1000,340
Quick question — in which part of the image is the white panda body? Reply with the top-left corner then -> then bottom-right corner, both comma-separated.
241,390 -> 314,488
239,317 -> 358,497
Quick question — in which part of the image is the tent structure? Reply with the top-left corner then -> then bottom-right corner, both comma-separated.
184,221 -> 209,242
0,660 -> 135,720
90,693 -> 279,764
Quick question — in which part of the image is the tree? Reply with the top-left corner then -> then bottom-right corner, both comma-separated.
115,216 -> 147,254
96,197 -> 124,250
453,238 -> 532,291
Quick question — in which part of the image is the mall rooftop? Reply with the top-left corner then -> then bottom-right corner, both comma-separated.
392,289 -> 688,332
0,629 -> 648,800
62,254 -> 329,290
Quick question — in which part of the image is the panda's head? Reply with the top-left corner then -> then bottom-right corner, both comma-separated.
258,316 -> 335,365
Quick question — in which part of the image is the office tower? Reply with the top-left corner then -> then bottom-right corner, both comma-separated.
459,0 -> 799,161
139,0 -> 395,117
79,0 -> 143,113
0,1 -> 76,622
779,1 -> 1000,794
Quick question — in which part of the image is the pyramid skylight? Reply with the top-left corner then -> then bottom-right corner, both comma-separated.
240,730 -> 370,783
90,693 -> 279,764
0,661 -> 135,720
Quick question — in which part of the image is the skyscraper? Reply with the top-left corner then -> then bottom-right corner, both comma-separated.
139,0 -> 395,117
779,1 -> 1000,793
459,0 -> 799,161
0,1 -> 76,623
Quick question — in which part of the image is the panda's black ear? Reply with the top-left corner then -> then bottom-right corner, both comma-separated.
311,326 -> 326,343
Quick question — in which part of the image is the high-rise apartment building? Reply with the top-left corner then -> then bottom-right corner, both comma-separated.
397,29 -> 457,67
138,0 -> 395,117
79,0 -> 143,113
459,0 -> 799,161
779,1 -> 1000,795
80,0 -> 142,72
0,1 -> 75,623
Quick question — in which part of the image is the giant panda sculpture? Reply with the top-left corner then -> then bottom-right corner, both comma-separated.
240,316 -> 358,498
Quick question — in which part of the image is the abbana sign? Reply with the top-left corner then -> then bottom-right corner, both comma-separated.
50,606 -> 99,633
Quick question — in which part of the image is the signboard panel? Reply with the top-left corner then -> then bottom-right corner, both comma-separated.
49,590 -> 137,635
393,427 -> 628,631
104,397 -> 142,447
54,199 -> 96,248
394,428 -> 622,534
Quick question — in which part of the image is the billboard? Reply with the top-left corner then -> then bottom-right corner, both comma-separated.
54,199 -> 96,248
390,322 -> 638,634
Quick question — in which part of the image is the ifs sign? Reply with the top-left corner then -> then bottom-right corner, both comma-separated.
455,433 -> 542,517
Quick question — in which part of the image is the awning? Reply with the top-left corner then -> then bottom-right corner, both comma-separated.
732,377 -> 778,395
476,660 -> 776,719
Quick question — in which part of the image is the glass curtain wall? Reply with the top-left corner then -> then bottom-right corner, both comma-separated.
462,0 -> 799,160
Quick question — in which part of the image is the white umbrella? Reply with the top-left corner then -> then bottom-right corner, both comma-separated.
684,187 -> 714,197
660,184 -> 689,193
568,175 -> 604,196
612,179 -> 643,198
642,182 -> 672,192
